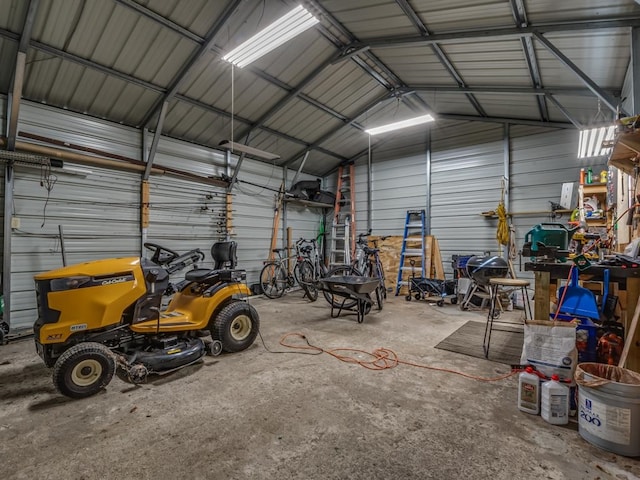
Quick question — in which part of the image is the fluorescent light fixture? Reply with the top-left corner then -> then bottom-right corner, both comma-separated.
222,5 -> 319,68
365,114 -> 435,136
59,165 -> 93,176
577,125 -> 616,158
219,140 -> 280,161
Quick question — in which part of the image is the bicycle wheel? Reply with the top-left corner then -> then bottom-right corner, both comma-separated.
375,286 -> 384,311
260,263 -> 287,299
298,260 -> 318,302
379,263 -> 388,299
322,265 -> 362,308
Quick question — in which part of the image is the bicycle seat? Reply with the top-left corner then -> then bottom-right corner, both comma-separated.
272,248 -> 287,254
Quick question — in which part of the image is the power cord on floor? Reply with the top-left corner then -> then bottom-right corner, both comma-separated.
257,330 -> 323,355
274,332 -> 520,382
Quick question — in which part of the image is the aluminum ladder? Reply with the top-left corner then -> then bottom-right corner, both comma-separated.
395,210 -> 426,296
329,164 -> 356,266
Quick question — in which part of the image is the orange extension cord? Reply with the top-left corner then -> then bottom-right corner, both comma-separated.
277,332 -> 520,382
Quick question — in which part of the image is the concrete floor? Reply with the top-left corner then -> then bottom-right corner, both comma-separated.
1,292 -> 639,480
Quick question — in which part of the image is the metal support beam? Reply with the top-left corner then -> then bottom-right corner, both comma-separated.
367,135 -> 372,233
438,113 -> 571,129
503,123 -> 510,217
533,32 -> 627,115
633,27 -> 640,114
409,85 -> 616,97
114,0 -> 202,43
0,27 -> 353,164
227,153 -> 246,193
235,52 -> 344,142
143,101 -> 168,181
7,0 -> 40,151
289,151 -> 310,190
281,93 -> 393,167
2,165 -> 13,330
425,129 -> 431,235
545,94 -> 583,128
7,52 -> 25,151
394,0 -> 486,116
281,166 -> 288,252
361,17 -> 640,48
139,0 -> 243,127
3,0 -> 40,329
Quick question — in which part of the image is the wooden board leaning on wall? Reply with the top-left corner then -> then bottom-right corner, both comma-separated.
369,235 -> 445,295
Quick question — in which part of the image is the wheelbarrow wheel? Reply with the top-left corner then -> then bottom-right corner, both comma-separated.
322,265 -> 362,308
437,300 -> 444,307
405,294 -> 411,301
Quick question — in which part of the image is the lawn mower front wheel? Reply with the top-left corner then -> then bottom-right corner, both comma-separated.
52,342 -> 115,399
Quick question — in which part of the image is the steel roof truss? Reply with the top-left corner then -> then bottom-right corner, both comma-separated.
394,0 -> 486,116
139,0 -> 243,128
533,32 -> 627,116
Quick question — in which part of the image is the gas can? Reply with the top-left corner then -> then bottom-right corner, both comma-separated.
518,367 -> 540,414
541,374 -> 570,425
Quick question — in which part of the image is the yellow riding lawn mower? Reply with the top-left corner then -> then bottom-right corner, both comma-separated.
33,241 -> 259,399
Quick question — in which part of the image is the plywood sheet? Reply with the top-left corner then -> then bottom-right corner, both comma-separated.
369,234 -> 446,295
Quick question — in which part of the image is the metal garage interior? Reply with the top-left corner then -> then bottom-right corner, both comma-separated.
1,1 -> 640,478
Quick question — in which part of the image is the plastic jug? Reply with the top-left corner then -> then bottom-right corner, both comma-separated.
518,367 -> 540,414
541,374 -> 570,425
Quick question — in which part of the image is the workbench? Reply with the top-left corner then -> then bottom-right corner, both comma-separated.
525,262 -> 640,372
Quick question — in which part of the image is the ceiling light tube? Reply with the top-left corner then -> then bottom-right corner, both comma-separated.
365,114 -> 435,136
223,5 -> 319,68
577,125 -> 617,158
578,130 -> 588,158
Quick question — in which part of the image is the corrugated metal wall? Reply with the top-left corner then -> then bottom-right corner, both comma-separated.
10,164 -> 141,331
431,123 -> 505,272
2,99 -> 323,333
338,123 -> 588,281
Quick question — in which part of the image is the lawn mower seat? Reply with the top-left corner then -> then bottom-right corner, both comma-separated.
182,241 -> 238,285
211,241 -> 237,270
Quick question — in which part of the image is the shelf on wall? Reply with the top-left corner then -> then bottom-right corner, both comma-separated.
480,209 -> 573,218
608,131 -> 640,175
284,197 -> 334,209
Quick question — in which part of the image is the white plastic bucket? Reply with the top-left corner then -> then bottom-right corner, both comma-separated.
575,363 -> 640,457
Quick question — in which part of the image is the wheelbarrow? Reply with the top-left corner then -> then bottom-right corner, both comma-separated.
318,276 -> 382,323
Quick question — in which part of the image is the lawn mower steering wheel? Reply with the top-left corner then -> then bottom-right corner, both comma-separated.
144,242 -> 179,265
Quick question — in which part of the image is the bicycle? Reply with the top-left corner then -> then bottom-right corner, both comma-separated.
356,233 -> 387,310
296,238 -> 325,302
296,237 -> 361,306
260,240 -> 307,299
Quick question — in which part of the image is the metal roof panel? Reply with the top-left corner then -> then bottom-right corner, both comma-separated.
373,45 -> 461,85
302,61 -> 387,119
